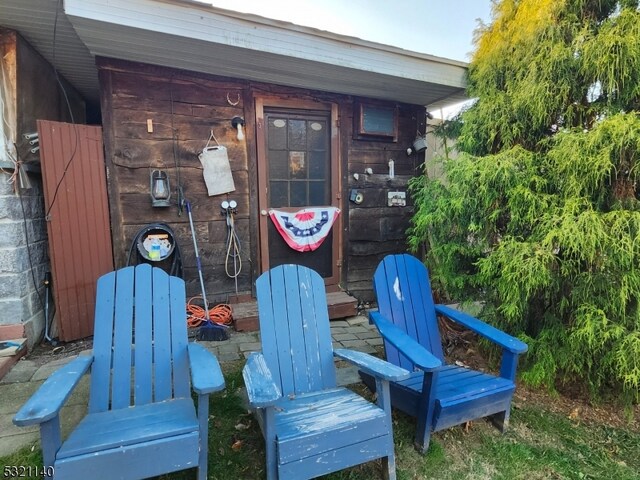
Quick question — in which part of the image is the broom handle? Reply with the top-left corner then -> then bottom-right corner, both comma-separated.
186,201 -> 210,320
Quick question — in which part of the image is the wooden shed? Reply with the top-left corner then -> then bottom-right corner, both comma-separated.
1,0 -> 467,337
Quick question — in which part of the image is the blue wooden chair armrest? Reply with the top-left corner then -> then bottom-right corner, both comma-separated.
370,312 -> 442,371
188,343 -> 226,395
434,305 -> 528,354
243,352 -> 282,408
334,348 -> 410,381
13,356 -> 93,426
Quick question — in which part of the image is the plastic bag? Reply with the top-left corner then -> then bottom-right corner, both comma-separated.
198,145 -> 235,196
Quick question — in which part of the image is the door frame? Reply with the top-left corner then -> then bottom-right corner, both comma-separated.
254,95 -> 342,286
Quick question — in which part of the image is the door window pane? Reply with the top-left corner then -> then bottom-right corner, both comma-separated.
290,181 -> 307,207
288,120 -> 307,150
309,150 -> 327,180
289,151 -> 307,179
269,150 -> 288,179
308,121 -> 326,150
309,181 -> 328,205
268,118 -> 287,149
270,181 -> 288,208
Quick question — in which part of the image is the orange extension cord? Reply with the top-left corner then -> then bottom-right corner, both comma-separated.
186,296 -> 233,328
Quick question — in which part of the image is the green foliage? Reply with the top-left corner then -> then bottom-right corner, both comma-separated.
410,0 -> 640,400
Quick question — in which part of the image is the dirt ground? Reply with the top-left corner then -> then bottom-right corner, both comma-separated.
24,337 -> 93,367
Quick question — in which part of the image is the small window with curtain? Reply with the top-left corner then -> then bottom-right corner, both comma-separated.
354,101 -> 398,141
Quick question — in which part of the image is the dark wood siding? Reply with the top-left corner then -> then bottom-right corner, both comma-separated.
98,59 -> 425,303
98,59 -> 251,300
344,102 -> 426,301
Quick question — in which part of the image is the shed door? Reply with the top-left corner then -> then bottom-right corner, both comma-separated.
256,99 -> 341,286
38,120 -> 113,341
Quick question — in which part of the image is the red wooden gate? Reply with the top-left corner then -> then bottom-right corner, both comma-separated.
38,120 -> 113,341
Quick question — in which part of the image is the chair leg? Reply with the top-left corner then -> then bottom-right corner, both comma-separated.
263,408 -> 278,480
376,379 -> 396,480
197,394 -> 210,480
414,371 -> 438,454
381,453 -> 396,480
490,409 -> 510,433
40,416 -> 62,469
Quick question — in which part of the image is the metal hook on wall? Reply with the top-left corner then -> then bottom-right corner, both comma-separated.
226,92 -> 241,106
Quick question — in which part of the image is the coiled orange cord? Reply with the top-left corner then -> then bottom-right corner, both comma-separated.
186,296 -> 233,328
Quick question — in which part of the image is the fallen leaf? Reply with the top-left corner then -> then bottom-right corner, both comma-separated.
232,440 -> 243,451
569,407 -> 580,420
235,423 -> 250,431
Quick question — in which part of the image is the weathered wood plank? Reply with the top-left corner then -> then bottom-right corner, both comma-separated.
118,194 -> 250,224
134,265 -> 153,405
56,398 -> 198,458
111,138 -> 248,170
111,267 -> 135,409
88,271 -> 116,413
111,108 -> 245,141
107,68 -> 246,108
113,166 -> 249,198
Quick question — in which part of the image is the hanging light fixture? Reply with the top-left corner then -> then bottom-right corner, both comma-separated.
231,116 -> 245,141
150,169 -> 171,207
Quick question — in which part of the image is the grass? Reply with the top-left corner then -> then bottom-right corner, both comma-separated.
1,361 -> 638,479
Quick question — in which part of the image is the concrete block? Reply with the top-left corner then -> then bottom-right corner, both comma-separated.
0,247 -> 28,273
366,337 -> 384,346
346,344 -> 377,354
355,331 -> 380,340
346,316 -> 369,326
216,351 -> 241,362
238,342 -> 261,353
65,376 -> 90,407
336,365 -> 361,386
339,339 -> 368,349
0,221 -> 26,248
329,320 -> 349,327
0,298 -> 23,325
344,326 -> 370,334
22,312 -> 44,351
0,380 -> 44,414
0,180 -> 15,196
329,327 -> 351,337
217,343 -> 240,354
333,333 -> 358,341
31,363 -> 62,382
0,273 -> 23,297
0,360 -> 37,384
0,431 -> 39,458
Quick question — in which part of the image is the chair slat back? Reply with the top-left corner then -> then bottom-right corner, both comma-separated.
373,254 -> 444,370
256,264 -> 336,397
88,265 -> 190,413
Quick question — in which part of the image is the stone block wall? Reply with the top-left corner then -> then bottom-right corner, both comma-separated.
0,172 -> 49,348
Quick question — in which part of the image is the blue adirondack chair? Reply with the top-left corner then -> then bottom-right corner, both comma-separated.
362,254 -> 528,452
13,265 -> 225,480
243,264 -> 412,480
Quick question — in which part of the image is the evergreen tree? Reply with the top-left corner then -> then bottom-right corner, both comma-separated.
409,0 -> 640,400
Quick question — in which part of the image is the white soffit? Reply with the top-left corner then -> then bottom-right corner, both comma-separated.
65,0 -> 468,107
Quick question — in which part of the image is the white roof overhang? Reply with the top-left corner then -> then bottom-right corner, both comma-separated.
1,0 -> 468,108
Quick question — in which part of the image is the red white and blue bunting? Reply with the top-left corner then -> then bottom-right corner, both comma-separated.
269,207 -> 341,252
